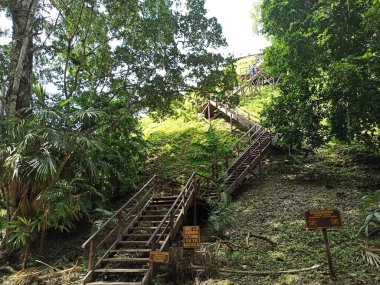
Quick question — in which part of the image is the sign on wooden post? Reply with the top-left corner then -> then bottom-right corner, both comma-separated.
183,226 -> 201,249
149,251 -> 169,263
305,209 -> 342,280
305,209 -> 342,229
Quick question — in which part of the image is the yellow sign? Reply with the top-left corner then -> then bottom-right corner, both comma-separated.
183,226 -> 201,248
149,251 -> 169,263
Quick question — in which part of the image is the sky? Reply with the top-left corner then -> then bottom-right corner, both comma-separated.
205,0 -> 270,57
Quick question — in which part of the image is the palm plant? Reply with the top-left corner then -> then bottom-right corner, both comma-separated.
0,82 -> 146,267
0,85 -> 105,266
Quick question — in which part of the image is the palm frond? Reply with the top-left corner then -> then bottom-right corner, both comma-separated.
18,132 -> 38,152
72,107 -> 105,121
26,152 -> 58,181
360,247 -> 380,268
32,83 -> 46,107
76,132 -> 98,148
5,152 -> 23,179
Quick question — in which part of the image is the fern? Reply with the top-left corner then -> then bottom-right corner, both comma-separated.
208,192 -> 240,237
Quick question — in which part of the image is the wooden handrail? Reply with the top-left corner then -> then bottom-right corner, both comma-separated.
82,175 -> 158,249
147,172 -> 196,247
220,132 -> 268,181
194,172 -> 220,184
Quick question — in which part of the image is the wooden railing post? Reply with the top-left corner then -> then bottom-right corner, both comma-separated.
182,192 -> 185,212
88,239 -> 96,271
117,212 -> 123,237
151,239 -> 158,275
207,99 -> 211,126
224,154 -> 229,168
230,112 -> 233,133
169,212 -> 174,233
154,176 -> 158,194
193,189 -> 197,225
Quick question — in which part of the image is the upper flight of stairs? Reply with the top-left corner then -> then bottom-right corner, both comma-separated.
82,98 -> 278,285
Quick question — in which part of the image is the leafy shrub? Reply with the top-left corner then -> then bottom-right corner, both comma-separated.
359,190 -> 380,236
208,192 -> 240,237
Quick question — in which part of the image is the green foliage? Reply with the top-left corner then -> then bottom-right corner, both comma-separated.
239,85 -> 278,122
142,115 -> 237,180
0,83 -> 145,263
189,127 -> 231,177
261,0 -> 380,149
359,190 -> 380,236
363,190 -> 380,207
360,210 -> 380,237
208,192 -> 240,237
8,216 -> 36,249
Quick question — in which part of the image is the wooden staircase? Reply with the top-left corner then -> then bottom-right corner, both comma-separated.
82,101 -> 278,285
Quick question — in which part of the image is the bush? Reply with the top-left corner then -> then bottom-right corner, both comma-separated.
208,192 -> 240,237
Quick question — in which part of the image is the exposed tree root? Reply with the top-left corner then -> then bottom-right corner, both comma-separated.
192,262 -> 325,276
212,236 -> 241,250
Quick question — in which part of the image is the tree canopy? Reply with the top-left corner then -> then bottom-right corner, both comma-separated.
0,0 -> 236,261
260,0 -> 380,149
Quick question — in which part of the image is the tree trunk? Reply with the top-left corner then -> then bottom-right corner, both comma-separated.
6,0 -> 39,119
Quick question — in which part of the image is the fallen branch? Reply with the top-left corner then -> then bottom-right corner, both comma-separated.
192,263 -> 325,276
35,259 -> 55,270
212,236 -> 241,250
247,232 -> 277,246
38,265 -> 80,280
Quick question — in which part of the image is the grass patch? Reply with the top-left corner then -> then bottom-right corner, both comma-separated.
237,86 -> 279,122
141,115 -> 240,181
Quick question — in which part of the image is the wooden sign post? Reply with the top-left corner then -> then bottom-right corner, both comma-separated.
183,226 -> 201,249
183,226 -> 200,263
305,209 -> 342,279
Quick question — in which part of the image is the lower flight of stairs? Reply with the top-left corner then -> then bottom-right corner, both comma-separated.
85,196 -> 180,285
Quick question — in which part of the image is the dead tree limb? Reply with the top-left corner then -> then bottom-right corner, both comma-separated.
247,232 -> 277,246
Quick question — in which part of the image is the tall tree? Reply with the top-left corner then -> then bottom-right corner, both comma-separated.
4,0 -> 38,118
260,0 -> 380,149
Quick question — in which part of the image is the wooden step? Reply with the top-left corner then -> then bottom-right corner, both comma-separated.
123,233 -> 168,240
117,240 -> 163,245
152,196 -> 177,201
102,257 -> 150,263
143,209 -> 168,214
134,220 -> 168,226
117,240 -> 147,245
138,215 -> 166,220
94,268 -> 148,273
124,233 -> 152,238
145,203 -> 176,208
130,226 -> 159,231
110,249 -> 151,253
